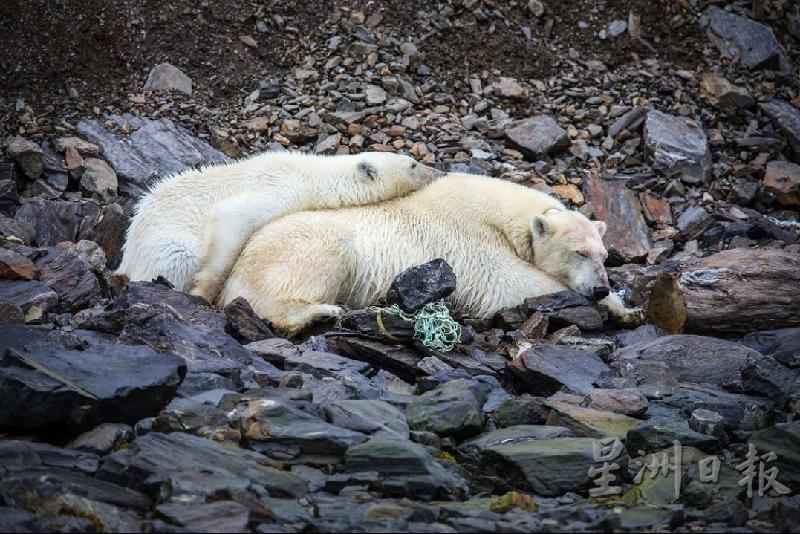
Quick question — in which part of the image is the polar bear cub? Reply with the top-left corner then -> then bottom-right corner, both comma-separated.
117,151 -> 442,295
219,172 -> 637,334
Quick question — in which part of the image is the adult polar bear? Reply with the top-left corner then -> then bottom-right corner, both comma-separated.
117,151 -> 442,294
219,172 -> 639,334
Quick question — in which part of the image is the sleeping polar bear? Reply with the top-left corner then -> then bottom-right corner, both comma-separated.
117,151 -> 442,295
219,172 -> 640,334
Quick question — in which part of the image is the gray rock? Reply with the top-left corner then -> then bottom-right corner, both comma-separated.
54,136 -> 100,157
70,423 -> 134,455
760,99 -> 800,162
644,110 -> 710,184
676,205 -> 712,241
505,115 -> 570,159
626,419 -> 719,455
284,350 -> 370,379
706,6 -> 789,72
80,157 -> 118,202
143,62 -> 192,94
480,437 -> 628,496
405,379 -> 486,439
75,117 -> 227,197
36,246 -> 103,312
324,399 -> 410,440
344,439 -> 469,500
386,258 -> 457,313
749,422 -> 800,493
689,408 -> 726,439
99,431 -> 308,498
0,326 -> 186,432
0,278 -> 58,320
459,425 -> 573,455
509,344 -> 610,396
610,359 -> 678,398
610,335 -> 762,389
741,355 -> 800,408
14,197 -> 99,246
6,137 -> 43,179
0,440 -> 99,473
741,328 -> 800,369
237,399 -> 367,464
608,106 -> 649,139
157,501 -> 249,532
492,395 -> 549,427
657,384 -> 773,432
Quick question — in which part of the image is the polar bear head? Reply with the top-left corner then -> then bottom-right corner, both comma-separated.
530,209 -> 611,300
352,152 -> 443,200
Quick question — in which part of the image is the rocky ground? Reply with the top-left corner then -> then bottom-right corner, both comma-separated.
2,0 -> 800,532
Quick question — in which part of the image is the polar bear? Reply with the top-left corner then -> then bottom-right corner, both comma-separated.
218,172 -> 638,334
117,151 -> 443,295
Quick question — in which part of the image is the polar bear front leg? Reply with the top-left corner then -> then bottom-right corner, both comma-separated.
599,292 -> 645,326
190,196 -> 283,301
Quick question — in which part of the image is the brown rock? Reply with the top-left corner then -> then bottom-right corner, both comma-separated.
64,146 -> 85,179
648,249 -> 800,334
239,35 -> 258,48
0,248 -> 38,280
246,117 -> 270,132
583,388 -> 649,417
699,71 -> 754,109
552,184 -> 584,205
583,171 -> 651,264
640,193 -> 672,225
762,160 -> 800,206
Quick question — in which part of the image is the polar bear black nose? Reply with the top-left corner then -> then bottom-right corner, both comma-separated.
592,286 -> 609,299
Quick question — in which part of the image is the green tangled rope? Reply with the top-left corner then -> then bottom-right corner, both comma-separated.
367,300 -> 461,352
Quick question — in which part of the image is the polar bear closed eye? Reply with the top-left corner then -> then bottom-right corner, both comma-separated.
218,172 -> 640,334
116,151 -> 443,298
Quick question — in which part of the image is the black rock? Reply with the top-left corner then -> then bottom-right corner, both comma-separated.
0,440 -> 99,473
99,431 -> 308,498
748,422 -> 800,493
386,259 -> 457,314
0,325 -> 186,433
13,197 -> 100,246
492,394 -> 549,427
405,379 -> 486,439
508,344 -> 610,396
224,296 -> 274,343
344,439 -> 469,500
36,245 -> 103,312
741,355 -> 800,408
760,99 -> 800,163
626,419 -> 719,455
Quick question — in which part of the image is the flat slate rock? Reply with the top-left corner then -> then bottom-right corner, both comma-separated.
458,425 -> 573,455
582,172 -> 651,264
99,432 -> 308,499
0,440 -> 99,473
323,399 -> 410,440
156,501 -> 250,533
741,327 -> 800,369
0,279 -> 58,315
0,328 -> 186,432
509,344 -> 610,396
610,334 -> 762,389
13,197 -> 100,246
344,439 -> 469,500
480,437 -> 629,497
75,116 -> 227,197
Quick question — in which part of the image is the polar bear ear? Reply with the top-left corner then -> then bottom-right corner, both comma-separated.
531,215 -> 551,238
594,221 -> 607,237
357,162 -> 379,181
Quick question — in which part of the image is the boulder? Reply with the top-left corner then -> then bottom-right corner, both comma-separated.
6,137 -> 43,179
386,258 -> 456,313
762,160 -> 800,206
582,172 -> 651,264
344,439 -> 468,500
706,6 -> 789,72
509,344 -> 610,396
143,62 -> 192,94
0,327 -> 186,432
759,99 -> 800,163
405,379 -> 486,439
99,431 -> 308,498
643,110 -> 710,184
505,116 -> 570,159
75,116 -> 227,197
610,335 -> 762,389
480,437 -> 629,496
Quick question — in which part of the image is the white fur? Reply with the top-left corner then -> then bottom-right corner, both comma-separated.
219,172 -> 633,334
116,151 -> 442,295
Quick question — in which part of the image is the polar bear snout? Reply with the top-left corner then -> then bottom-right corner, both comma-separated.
592,286 -> 610,300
